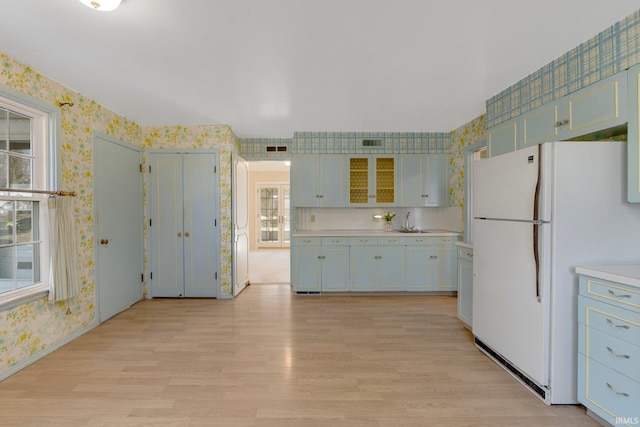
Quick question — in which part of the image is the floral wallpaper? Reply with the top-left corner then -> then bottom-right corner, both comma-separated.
449,114 -> 487,214
0,53 -> 238,379
0,53 -> 143,377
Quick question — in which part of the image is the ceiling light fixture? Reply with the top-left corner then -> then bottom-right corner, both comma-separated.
78,0 -> 122,11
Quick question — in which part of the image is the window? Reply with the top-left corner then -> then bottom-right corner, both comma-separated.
464,144 -> 487,243
0,88 -> 59,307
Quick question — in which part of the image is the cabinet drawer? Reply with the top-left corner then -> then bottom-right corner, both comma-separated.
580,324 -> 640,382
457,247 -> 473,261
349,236 -> 377,245
378,236 -> 405,245
405,235 -> 431,245
580,276 -> 640,311
578,355 -> 640,424
321,237 -> 348,246
579,296 -> 640,345
293,237 -> 321,246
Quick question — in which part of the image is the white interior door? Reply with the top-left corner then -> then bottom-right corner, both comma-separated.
233,155 -> 250,296
256,183 -> 290,248
94,134 -> 143,322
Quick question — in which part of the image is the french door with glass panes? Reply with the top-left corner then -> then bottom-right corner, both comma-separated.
256,183 -> 290,248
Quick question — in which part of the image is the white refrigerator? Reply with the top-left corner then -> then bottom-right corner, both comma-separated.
472,141 -> 640,404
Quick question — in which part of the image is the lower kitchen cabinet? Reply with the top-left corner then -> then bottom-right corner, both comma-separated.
456,245 -> 473,328
350,237 -> 405,291
292,237 -> 349,293
406,236 -> 458,291
292,233 -> 460,294
576,269 -> 640,426
321,237 -> 350,292
292,237 -> 322,293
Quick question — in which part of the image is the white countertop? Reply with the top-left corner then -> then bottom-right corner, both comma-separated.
293,229 -> 461,237
455,242 -> 473,249
575,265 -> 640,289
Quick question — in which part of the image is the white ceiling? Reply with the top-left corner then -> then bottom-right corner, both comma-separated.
1,1 -> 639,139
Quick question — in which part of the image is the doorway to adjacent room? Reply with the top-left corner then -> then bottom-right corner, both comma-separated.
248,161 -> 291,284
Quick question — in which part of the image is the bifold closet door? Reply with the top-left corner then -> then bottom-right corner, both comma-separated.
182,154 -> 218,297
149,153 -> 218,298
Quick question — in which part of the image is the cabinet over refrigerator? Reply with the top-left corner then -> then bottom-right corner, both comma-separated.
472,141 -> 640,404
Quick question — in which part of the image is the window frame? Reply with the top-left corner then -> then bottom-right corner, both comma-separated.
0,84 -> 62,310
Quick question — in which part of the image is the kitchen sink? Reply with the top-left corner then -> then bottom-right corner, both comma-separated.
398,227 -> 421,233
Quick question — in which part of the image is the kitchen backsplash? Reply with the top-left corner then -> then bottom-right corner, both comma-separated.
295,207 -> 463,232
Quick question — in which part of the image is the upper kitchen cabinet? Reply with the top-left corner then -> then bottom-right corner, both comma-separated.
348,155 -> 397,207
292,155 -> 346,207
628,63 -> 640,202
519,71 -> 627,151
488,118 -> 518,157
398,154 -> 449,207
488,70 -> 628,157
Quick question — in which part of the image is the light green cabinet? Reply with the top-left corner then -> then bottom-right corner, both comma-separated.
398,154 -> 449,207
348,155 -> 397,207
489,70 -> 628,158
320,237 -> 350,292
349,236 -> 404,291
456,246 -> 473,328
292,238 -> 322,293
292,236 -> 349,293
577,273 -> 640,425
488,118 -> 518,157
405,236 -> 458,291
292,155 -> 346,207
628,64 -> 640,202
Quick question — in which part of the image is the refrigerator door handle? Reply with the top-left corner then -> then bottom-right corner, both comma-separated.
533,144 -> 542,302
533,223 -> 541,301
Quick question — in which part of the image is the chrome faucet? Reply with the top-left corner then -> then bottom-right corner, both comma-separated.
405,211 -> 411,229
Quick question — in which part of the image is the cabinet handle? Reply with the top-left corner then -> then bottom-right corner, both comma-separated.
606,318 -> 630,329
606,346 -> 630,359
184,232 -> 190,237
100,239 -> 109,245
606,382 -> 630,397
608,289 -> 632,299
430,255 -> 437,259
177,232 -> 182,237
303,239 -> 311,243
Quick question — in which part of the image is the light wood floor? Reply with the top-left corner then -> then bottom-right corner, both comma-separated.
0,285 -> 597,426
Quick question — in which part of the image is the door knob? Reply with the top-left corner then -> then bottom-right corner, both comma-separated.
100,239 -> 109,245
184,232 -> 190,237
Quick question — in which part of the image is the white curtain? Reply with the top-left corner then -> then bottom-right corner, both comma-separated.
48,196 -> 80,303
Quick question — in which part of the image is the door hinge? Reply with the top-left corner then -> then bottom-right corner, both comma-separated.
149,218 -> 152,227
150,272 -> 153,280
149,165 -> 151,173
215,272 -> 218,280
141,273 -> 144,282
215,219 -> 217,227
139,163 -> 143,173
214,165 -> 217,173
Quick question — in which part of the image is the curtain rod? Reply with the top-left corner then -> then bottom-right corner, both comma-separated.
0,188 -> 76,197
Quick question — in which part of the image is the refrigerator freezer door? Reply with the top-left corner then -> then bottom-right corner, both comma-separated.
473,218 -> 549,386
474,145 -> 540,221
